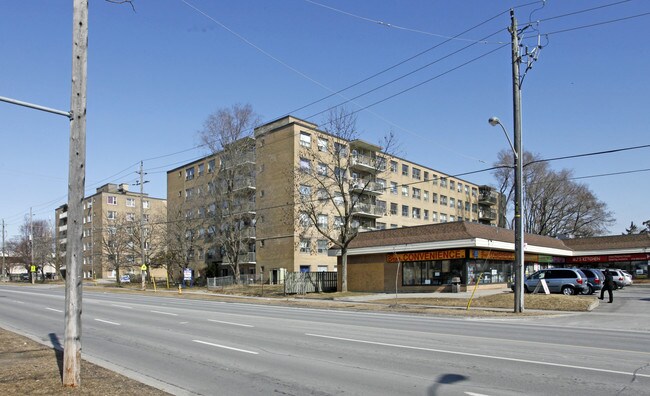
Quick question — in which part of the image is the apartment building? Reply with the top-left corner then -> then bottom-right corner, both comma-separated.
55,183 -> 167,279
166,115 -> 504,283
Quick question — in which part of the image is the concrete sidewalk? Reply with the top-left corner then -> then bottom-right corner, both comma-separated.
334,288 -> 512,302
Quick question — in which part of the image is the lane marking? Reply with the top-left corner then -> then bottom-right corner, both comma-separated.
95,318 -> 120,326
305,333 -> 650,378
45,307 -> 63,313
111,304 -> 133,309
192,340 -> 258,355
150,310 -> 178,316
465,393 -> 490,396
179,321 -> 189,325
207,319 -> 253,328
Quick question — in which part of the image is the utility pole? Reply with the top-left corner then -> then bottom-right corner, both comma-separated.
30,208 -> 35,285
509,9 -> 525,313
135,161 -> 149,291
63,0 -> 88,388
2,219 -> 6,279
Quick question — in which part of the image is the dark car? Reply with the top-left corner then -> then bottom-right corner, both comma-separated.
518,268 -> 589,295
579,268 -> 604,295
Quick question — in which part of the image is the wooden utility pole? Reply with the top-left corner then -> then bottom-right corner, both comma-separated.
30,208 -> 35,284
138,161 -> 147,291
63,0 -> 88,388
2,219 -> 6,278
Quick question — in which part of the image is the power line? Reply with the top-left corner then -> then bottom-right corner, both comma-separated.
525,144 -> 650,167
542,11 -> 650,36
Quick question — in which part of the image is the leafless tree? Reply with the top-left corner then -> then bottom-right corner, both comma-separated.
493,149 -> 614,237
165,200 -> 204,283
100,213 -> 133,285
128,208 -> 167,278
294,107 -> 397,292
199,104 -> 261,281
7,217 -> 54,279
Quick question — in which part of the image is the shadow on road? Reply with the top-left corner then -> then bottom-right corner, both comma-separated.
428,373 -> 468,395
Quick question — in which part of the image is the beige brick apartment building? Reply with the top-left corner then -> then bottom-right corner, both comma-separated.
167,116 -> 504,283
55,183 -> 167,280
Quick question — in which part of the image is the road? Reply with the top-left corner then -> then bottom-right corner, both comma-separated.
0,284 -> 648,395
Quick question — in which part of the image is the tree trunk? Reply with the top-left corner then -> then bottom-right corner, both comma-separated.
341,247 -> 348,292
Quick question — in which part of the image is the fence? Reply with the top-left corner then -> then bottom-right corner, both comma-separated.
207,274 -> 262,290
284,272 -> 337,294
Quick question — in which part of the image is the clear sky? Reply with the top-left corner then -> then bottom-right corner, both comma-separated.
1,0 -> 649,239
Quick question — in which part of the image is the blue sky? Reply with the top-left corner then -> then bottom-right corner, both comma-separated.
1,0 -> 649,239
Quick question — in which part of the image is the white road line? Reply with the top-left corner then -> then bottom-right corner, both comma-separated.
305,333 -> 650,379
12,300 -> 25,304
111,304 -> 133,309
94,318 -> 120,326
465,392 -> 491,396
45,307 -> 63,313
192,340 -> 258,355
150,310 -> 178,316
207,319 -> 253,328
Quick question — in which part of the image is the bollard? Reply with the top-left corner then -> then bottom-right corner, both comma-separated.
178,284 -> 182,294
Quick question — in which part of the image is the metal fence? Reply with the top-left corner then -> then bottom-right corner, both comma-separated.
207,274 -> 262,290
284,272 -> 337,294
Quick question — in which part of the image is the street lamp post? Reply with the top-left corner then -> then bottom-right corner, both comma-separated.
489,116 -> 524,313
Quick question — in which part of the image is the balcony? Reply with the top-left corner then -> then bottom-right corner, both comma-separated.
59,212 -> 67,219
232,177 -> 256,192
478,209 -> 497,221
351,203 -> 384,218
349,180 -> 384,195
221,152 -> 255,169
350,154 -> 386,174
478,191 -> 498,205
222,252 -> 256,264
59,225 -> 68,232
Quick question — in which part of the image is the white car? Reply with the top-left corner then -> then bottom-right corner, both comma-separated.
119,274 -> 131,283
620,270 -> 633,286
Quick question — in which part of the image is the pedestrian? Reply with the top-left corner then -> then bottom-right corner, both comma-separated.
599,269 -> 614,303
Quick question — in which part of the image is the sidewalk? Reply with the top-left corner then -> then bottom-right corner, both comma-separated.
333,288 -> 511,302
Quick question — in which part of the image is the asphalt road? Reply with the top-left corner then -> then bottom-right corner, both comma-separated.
0,284 -> 648,396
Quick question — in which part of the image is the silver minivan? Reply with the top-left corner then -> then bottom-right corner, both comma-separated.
523,268 -> 589,295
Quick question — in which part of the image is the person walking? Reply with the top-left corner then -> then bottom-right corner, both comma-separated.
599,269 -> 614,303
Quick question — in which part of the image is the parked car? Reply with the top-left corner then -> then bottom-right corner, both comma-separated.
606,269 -> 627,289
579,268 -> 604,295
119,274 -> 131,283
517,268 -> 589,295
620,270 -> 633,286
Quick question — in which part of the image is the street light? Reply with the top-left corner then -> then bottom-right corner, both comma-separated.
489,116 -> 524,313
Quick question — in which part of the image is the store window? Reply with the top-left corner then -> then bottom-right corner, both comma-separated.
402,260 -> 464,286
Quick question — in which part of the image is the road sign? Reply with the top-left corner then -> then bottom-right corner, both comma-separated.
141,264 -> 147,271
30,265 -> 36,273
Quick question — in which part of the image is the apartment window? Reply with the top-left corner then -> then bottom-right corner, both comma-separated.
390,160 -> 398,173
432,212 -> 438,222
390,182 -> 398,195
299,132 -> 311,147
391,224 -> 398,229
334,167 -> 346,182
185,167 -> 195,180
423,191 -> 429,202
299,212 -> 311,227
472,203 -> 478,213
412,207 -> 421,219
126,212 -> 135,222
334,216 -> 343,228
441,195 -> 448,205
376,178 -> 386,191
440,213 -> 448,222
457,182 -> 463,192
450,215 -> 456,222
317,240 -> 328,254
333,193 -> 344,206
424,209 -> 429,220
432,174 -> 438,186
185,188 -> 194,200
299,239 -> 310,253
401,164 -> 409,176
317,214 -> 328,229
376,222 -> 386,230
432,193 -> 438,204
299,158 -> 311,172
126,198 -> 135,207
401,186 -> 409,197
457,200 -> 462,209
471,187 -> 478,197
208,159 -> 215,173
107,196 -> 117,205
423,171 -> 429,181
390,202 -> 398,215
334,142 -> 347,156
440,178 -> 448,188
317,189 -> 328,201
299,184 -> 311,197
143,200 -> 150,209
107,211 -> 117,220
449,197 -> 455,208
449,180 -> 455,190
143,214 -> 149,222
465,201 -> 470,212
377,200 -> 386,214
402,205 -> 409,217
198,163 -> 205,176
412,167 -> 421,180
83,228 -> 91,238
317,162 -> 327,176
317,137 -> 328,152
412,188 -> 421,199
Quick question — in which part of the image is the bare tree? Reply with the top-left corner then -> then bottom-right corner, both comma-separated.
294,107 -> 397,292
100,213 -> 133,285
165,200 -> 204,283
128,209 -> 167,279
7,217 -> 54,279
493,149 -> 614,237
199,104 -> 261,281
